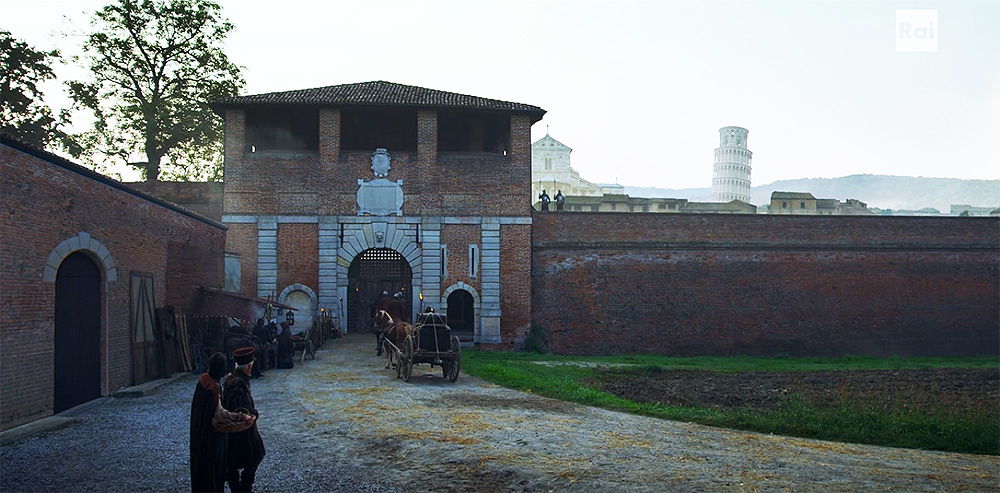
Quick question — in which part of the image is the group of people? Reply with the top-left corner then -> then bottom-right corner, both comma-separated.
189,347 -> 266,492
225,319 -> 297,377
191,316 -> 302,492
538,189 -> 565,211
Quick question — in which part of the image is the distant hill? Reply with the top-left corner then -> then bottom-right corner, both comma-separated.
626,175 -> 1000,212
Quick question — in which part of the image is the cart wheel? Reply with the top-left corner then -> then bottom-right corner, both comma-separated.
447,355 -> 460,382
447,336 -> 461,382
402,335 -> 414,382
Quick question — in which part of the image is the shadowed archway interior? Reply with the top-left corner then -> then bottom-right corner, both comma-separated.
347,248 -> 412,333
54,252 -> 102,412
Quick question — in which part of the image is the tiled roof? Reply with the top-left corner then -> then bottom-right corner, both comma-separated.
212,80 -> 545,116
771,191 -> 816,200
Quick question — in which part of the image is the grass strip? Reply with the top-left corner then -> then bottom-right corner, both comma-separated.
462,351 -> 999,455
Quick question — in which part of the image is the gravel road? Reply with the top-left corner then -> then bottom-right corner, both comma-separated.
2,332 -> 997,492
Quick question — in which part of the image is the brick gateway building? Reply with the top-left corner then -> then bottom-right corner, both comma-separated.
211,81 -> 543,346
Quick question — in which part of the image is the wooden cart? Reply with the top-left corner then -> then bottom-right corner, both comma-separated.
397,312 -> 460,383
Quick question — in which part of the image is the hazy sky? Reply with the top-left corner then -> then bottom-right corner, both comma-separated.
7,0 -> 1000,187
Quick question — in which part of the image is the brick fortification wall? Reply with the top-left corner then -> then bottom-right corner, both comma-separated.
1,140 -> 226,430
126,181 -> 223,222
532,213 -> 999,357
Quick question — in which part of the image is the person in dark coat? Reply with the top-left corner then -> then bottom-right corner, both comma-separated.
190,353 -> 253,492
221,347 -> 266,493
253,319 -> 277,371
276,321 -> 295,369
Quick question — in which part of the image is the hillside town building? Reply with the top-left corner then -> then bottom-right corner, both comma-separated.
559,194 -> 756,214
763,191 -> 874,215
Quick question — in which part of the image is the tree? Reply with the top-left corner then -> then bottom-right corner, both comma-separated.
68,0 -> 244,181
0,30 -> 70,149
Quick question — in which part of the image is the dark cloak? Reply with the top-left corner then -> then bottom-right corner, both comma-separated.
221,371 -> 265,470
277,323 -> 295,369
190,373 -> 224,492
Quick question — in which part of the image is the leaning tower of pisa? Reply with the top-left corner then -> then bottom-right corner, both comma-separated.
711,126 -> 752,203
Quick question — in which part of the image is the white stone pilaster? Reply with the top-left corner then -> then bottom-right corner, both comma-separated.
420,217 -> 442,310
257,216 -> 278,298
479,219 -> 502,343
318,217 -> 340,325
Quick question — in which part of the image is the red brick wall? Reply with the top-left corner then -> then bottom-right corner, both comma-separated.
441,224 -> 480,293
277,223 -> 318,293
501,224 -> 532,348
126,181 -> 223,222
532,213 -> 999,357
222,109 -> 532,217
225,223 -> 257,298
1,142 -> 226,430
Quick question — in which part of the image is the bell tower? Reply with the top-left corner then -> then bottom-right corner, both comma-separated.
711,126 -> 752,203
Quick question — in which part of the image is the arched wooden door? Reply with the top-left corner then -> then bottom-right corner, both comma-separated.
54,252 -> 102,413
446,290 -> 475,336
347,248 -> 411,333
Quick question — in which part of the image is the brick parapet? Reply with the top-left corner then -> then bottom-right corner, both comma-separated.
531,212 -> 1000,357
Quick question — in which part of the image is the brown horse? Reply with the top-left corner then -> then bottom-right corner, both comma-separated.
373,296 -> 409,355
379,317 -> 412,370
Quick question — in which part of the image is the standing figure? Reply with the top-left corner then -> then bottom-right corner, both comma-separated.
555,190 -> 565,211
221,347 -> 266,493
276,321 -> 295,369
252,318 -> 277,370
190,353 -> 253,492
539,189 -> 550,211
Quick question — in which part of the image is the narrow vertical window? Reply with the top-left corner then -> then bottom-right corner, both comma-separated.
469,244 -> 479,278
440,244 -> 448,279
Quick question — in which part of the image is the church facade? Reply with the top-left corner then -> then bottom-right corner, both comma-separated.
211,81 -> 544,346
530,133 -> 623,204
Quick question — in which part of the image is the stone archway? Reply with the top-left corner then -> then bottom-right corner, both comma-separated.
43,232 -> 117,284
279,283 -> 317,331
44,232 -> 117,408
347,248 -> 413,333
443,282 -> 479,339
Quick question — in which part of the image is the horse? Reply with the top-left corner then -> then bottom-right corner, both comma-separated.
372,295 -> 410,355
376,312 -> 412,370
372,308 -> 393,356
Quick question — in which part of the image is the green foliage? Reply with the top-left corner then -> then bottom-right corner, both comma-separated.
462,350 -> 999,455
0,30 -> 72,149
67,0 -> 244,181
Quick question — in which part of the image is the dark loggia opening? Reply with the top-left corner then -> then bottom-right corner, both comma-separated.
245,107 -> 320,152
341,107 -> 418,152
438,111 -> 510,154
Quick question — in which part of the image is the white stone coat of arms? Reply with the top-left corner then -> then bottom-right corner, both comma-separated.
371,148 -> 391,177
357,148 -> 403,216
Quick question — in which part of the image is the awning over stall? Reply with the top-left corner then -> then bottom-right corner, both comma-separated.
191,286 -> 296,323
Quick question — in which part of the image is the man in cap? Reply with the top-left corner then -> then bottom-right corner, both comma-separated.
221,347 -> 266,492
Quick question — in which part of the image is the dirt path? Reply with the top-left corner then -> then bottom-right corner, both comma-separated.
253,333 -> 999,492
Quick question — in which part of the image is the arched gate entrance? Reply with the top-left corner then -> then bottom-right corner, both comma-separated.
446,290 -> 475,336
347,248 -> 412,333
54,252 -> 102,412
